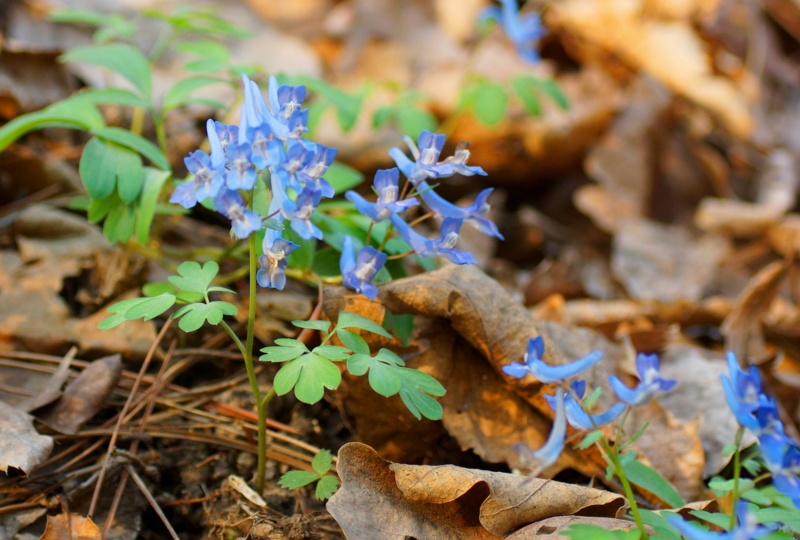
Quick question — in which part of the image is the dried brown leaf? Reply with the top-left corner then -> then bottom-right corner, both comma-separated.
506,515 -> 646,539
326,442 -> 626,540
0,400 -> 53,474
40,513 -> 101,540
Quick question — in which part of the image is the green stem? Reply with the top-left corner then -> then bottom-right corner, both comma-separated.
729,427 -> 745,529
601,439 -> 648,539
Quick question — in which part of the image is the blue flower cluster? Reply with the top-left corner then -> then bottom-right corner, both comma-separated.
480,0 -> 546,64
172,76 -> 499,297
722,352 -> 800,508
668,501 -> 775,540
503,336 -> 676,470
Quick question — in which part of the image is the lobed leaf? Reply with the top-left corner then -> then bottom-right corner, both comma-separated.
273,353 -> 341,404
292,320 -> 331,332
168,260 -> 219,294
98,293 -> 176,329
93,126 -> 170,171
61,43 -> 152,98
311,449 -> 334,475
278,470 -> 319,489
315,475 -> 340,501
337,329 -> 370,355
337,312 -> 392,339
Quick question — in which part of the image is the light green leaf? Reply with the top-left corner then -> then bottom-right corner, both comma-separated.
172,301 -> 235,332
399,385 -> 443,421
396,105 -> 437,139
622,459 -> 685,508
292,320 -> 331,332
79,88 -> 150,108
532,77 -> 570,110
93,127 -> 170,170
278,470 -> 319,489
135,168 -> 171,244
468,82 -> 508,126
162,76 -> 225,113
511,75 -> 541,117
315,475 -> 340,501
576,430 -> 603,450
274,338 -> 308,349
0,95 -> 104,151
98,293 -> 176,329
325,161 -> 364,194
313,345 -> 351,361
102,199 -> 136,243
273,353 -> 342,404
311,449 -> 334,475
368,362 -> 402,397
168,260 -> 219,294
346,354 -> 372,376
336,312 -> 392,339
260,345 -> 307,363
61,43 -> 152,98
79,137 -> 117,199
337,329 -> 370,355
174,40 -> 230,73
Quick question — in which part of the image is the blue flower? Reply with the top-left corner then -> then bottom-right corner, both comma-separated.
609,353 -> 676,407
416,185 -> 503,239
480,0 -> 546,64
339,236 -> 387,299
263,75 -> 308,141
213,121 -> 239,157
346,168 -> 419,222
667,502 -> 775,540
513,387 -> 566,473
300,143 -> 337,198
758,433 -> 800,508
389,131 -> 452,184
250,127 -> 283,171
544,380 -> 625,431
721,352 -> 773,434
283,186 -> 322,240
213,190 -> 262,239
438,142 -> 487,177
502,336 -> 603,383
224,142 -> 257,190
257,228 -> 299,290
170,150 -> 224,208
389,214 -> 476,265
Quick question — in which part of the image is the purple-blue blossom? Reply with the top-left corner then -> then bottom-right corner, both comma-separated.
609,353 -> 676,407
213,190 -> 262,239
170,150 -> 224,208
544,380 -> 624,431
502,335 -> 602,383
346,168 -> 418,222
389,214 -> 476,265
513,387 -> 566,473
667,502 -> 775,540
339,236 -> 387,299
257,228 -> 299,290
480,0 -> 546,64
720,352 -> 773,434
416,185 -> 502,239
283,186 -> 322,240
389,131 -> 452,184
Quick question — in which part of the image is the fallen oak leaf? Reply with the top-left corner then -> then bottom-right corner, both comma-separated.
0,400 -> 53,474
40,513 -> 101,540
326,442 -> 626,539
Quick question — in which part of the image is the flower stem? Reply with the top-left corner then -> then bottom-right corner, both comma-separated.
246,233 -> 268,494
601,439 -> 648,539
729,427 -> 745,529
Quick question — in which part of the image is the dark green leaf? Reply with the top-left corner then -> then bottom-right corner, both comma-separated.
168,260 -> 219,294
93,126 -> 170,170
79,137 -> 117,199
61,43 -> 152,98
337,311 -> 392,339
382,313 -> 414,347
0,96 -> 103,151
284,226 -> 315,272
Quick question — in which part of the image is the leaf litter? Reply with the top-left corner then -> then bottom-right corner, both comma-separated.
3,0 -> 800,537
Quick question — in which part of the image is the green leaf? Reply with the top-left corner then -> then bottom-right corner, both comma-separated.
79,88 -> 150,108
563,525 -> 639,540
368,362 -> 402,397
274,338 -> 308,349
292,320 -> 331,332
346,354 -> 372,376
61,43 -> 152,98
283,226 -> 315,272
172,301 -> 236,332
311,449 -> 334,475
313,345 -> 351,361
278,470 -> 319,489
260,345 -> 307,363
168,260 -> 219,294
638,510 -> 682,540
337,329 -> 370,355
49,8 -> 109,26
0,95 -> 104,151
142,282 -> 177,297
162,76 -> 225,113
395,105 -> 437,139
79,137 -> 117,199
622,460 -> 685,508
98,293 -> 176,329
383,313 -> 414,347
337,312 -> 392,339
396,367 -> 446,420
273,353 -> 342,404
532,77 -> 570,110
325,161 -> 364,194
93,127 -> 170,170
135,168 -> 171,244
102,199 -> 136,242
511,76 -> 541,117
315,475 -> 340,501
293,76 -> 366,132
468,82 -> 508,126
689,509 -> 732,529
576,430 -> 603,450
174,40 -> 230,73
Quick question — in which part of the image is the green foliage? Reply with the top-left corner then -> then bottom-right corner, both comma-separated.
462,80 -> 508,126
49,8 -> 137,42
99,260 -> 236,332
638,510 -> 682,540
510,75 -> 570,117
562,524 -> 641,540
325,161 -> 364,195
278,449 -> 340,501
79,137 -> 143,201
292,76 -> 367,132
61,43 -> 153,98
162,76 -> 227,112
621,455 -> 685,508
260,311 -> 445,419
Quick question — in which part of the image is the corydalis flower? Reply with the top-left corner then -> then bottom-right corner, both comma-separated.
283,186 -> 322,240
502,335 -> 602,383
346,168 -> 418,222
340,236 -> 387,299
667,501 -> 775,540
213,190 -> 261,239
720,352 -> 774,435
417,186 -> 502,239
480,0 -> 546,64
389,214 -> 476,265
609,353 -> 676,407
545,380 -> 624,431
390,131 -> 486,185
514,387 -> 566,473
170,149 -> 224,209
257,229 -> 299,290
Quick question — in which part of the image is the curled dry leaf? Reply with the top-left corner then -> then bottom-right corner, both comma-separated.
506,515 -> 647,540
0,400 -> 53,474
326,442 -> 626,540
721,260 -> 788,363
40,513 -> 101,540
38,355 -> 122,435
